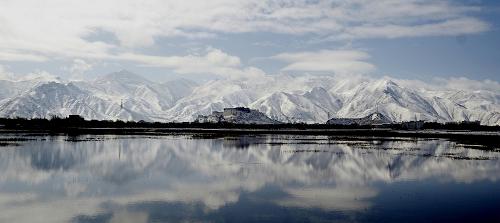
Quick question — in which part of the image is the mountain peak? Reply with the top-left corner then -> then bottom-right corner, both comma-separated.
0,72 -> 498,125
310,86 -> 328,94
377,79 -> 398,88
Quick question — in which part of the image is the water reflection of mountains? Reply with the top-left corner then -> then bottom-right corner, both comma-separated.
3,135 -> 500,184
0,135 -> 499,222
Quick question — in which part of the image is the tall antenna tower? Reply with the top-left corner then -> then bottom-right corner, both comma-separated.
120,99 -> 123,109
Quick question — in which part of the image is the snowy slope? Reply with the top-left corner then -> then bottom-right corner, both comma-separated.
74,70 -> 197,112
334,79 -> 442,122
0,71 -> 197,121
0,71 -> 498,125
167,76 -> 499,125
0,82 -> 157,120
0,75 -> 62,103
250,87 -> 342,123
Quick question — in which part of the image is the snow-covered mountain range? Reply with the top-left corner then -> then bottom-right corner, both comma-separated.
0,70 -> 498,125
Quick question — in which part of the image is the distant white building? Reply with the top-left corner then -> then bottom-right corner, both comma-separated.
196,111 -> 224,123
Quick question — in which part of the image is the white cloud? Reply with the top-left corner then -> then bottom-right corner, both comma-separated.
272,50 -> 376,74
436,77 -> 500,92
0,0 -> 492,81
388,76 -> 500,92
333,17 -> 489,40
0,0 -> 489,63
118,48 -> 265,79
62,59 -> 94,80
120,48 -> 241,69
0,52 -> 47,62
0,65 -> 14,80
0,65 -> 58,82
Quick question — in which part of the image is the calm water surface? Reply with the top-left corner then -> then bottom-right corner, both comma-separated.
0,134 -> 499,223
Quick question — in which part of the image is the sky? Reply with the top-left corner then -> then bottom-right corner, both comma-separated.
0,0 -> 499,83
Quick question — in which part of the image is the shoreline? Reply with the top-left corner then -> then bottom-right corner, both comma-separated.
1,127 -> 499,147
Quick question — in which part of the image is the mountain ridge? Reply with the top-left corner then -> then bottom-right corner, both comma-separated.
0,71 -> 498,125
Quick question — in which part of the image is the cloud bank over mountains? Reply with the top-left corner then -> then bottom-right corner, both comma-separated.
0,0 -> 492,80
271,50 -> 376,74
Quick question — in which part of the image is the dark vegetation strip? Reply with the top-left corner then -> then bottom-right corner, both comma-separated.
1,117 -> 499,131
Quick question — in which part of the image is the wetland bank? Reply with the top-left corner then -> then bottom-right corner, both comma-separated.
0,133 -> 499,222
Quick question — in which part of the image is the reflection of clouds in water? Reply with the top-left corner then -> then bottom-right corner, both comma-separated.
108,211 -> 148,223
0,135 -> 499,222
276,186 -> 377,211
0,192 -> 101,223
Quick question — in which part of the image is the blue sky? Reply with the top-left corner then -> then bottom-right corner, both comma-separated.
0,0 -> 499,83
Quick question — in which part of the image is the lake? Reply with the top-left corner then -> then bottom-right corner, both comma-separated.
0,134 -> 499,223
